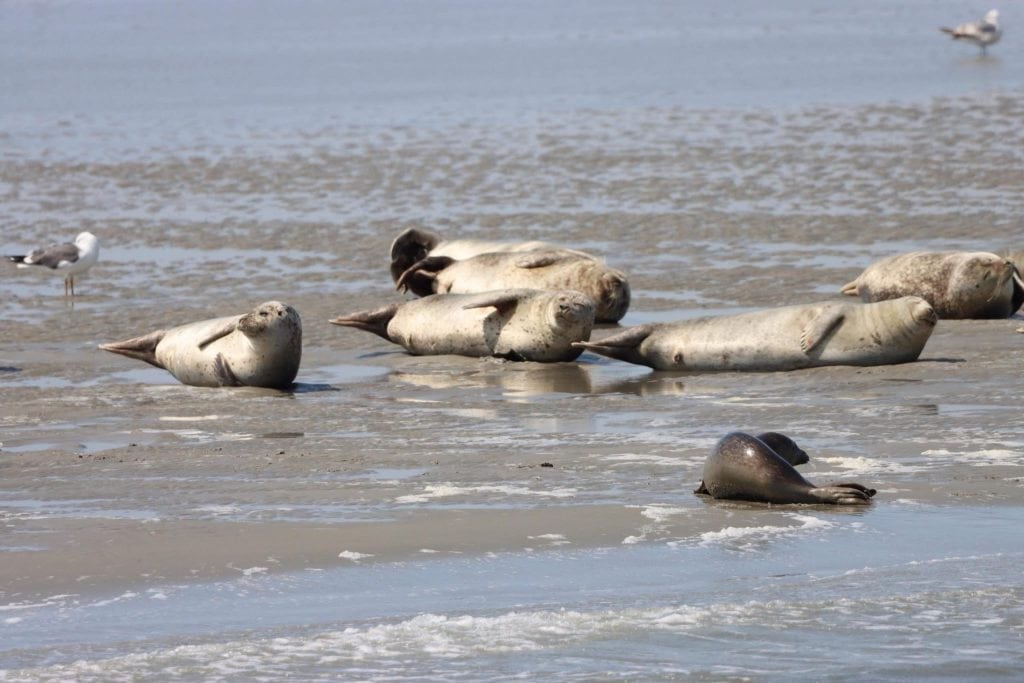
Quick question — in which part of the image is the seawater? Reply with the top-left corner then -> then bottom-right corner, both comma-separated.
3,506 -> 1023,680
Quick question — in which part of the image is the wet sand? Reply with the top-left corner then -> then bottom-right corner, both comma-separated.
3,93 -> 1024,608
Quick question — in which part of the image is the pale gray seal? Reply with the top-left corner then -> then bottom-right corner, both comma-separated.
389,228 -> 568,282
841,251 -> 1023,319
574,297 -> 937,371
100,301 -> 302,389
6,231 -> 100,296
396,249 -> 631,323
330,289 -> 594,362
697,432 -> 876,505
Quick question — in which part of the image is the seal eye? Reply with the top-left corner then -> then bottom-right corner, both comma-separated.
260,311 -> 269,318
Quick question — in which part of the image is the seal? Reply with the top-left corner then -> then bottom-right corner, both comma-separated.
330,289 -> 594,362
697,432 -> 876,505
573,296 -> 937,371
396,249 -> 631,323
694,432 -> 808,495
99,301 -> 302,389
389,228 -> 571,283
841,251 -> 1023,319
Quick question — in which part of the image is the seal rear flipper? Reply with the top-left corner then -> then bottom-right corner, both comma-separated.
460,291 -> 525,316
807,485 -> 872,505
800,309 -> 845,354
98,330 -> 168,369
329,304 -> 401,342
395,256 -> 455,296
197,316 -> 243,350
389,228 -> 443,282
693,480 -> 709,495
1011,265 -> 1024,314
571,324 -> 656,365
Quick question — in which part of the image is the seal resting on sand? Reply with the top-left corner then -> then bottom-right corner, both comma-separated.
389,228 -> 573,283
330,289 -> 594,362
573,297 -> 937,371
697,432 -> 876,505
99,301 -> 302,389
396,249 -> 630,323
841,251 -> 1023,319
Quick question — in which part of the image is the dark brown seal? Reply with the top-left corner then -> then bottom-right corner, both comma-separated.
696,432 -> 876,505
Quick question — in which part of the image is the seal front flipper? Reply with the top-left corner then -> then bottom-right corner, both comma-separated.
329,303 -> 401,342
389,228 -> 443,282
822,481 -> 877,498
395,256 -> 456,296
98,330 -> 168,369
513,251 -> 579,269
800,309 -> 845,354
806,485 -> 873,505
460,291 -> 525,316
572,324 -> 656,366
213,353 -> 243,387
196,316 -> 243,350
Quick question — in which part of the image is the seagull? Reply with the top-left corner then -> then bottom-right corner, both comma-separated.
940,9 -> 1002,54
6,231 -> 100,296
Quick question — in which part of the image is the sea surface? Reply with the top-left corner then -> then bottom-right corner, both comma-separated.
2,1 -> 1024,680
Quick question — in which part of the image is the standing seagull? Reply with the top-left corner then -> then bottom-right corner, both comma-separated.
940,9 -> 1002,54
6,231 -> 100,296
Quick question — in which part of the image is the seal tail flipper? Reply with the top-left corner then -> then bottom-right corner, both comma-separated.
839,279 -> 860,297
800,308 -> 845,354
940,26 -> 955,36
98,330 -> 168,368
693,480 -> 709,495
571,324 -> 656,366
807,485 -> 873,505
329,304 -> 401,342
6,254 -> 28,264
389,228 -> 443,282
395,256 -> 455,296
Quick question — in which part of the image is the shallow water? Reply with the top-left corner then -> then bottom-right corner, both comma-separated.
3,0 -> 1024,680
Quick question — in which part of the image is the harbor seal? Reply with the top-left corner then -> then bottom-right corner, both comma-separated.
99,301 -> 302,389
697,432 -> 876,505
6,231 -> 100,296
389,228 -> 576,282
330,289 -> 594,362
694,432 -> 808,495
396,249 -> 631,323
841,251 -> 1023,319
574,296 -> 937,371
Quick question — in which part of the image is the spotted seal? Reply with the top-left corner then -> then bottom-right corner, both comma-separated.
99,301 -> 302,389
389,228 -> 572,283
330,289 -> 594,362
697,432 -> 876,505
573,297 -> 937,371
841,251 -> 1023,319
396,249 -> 630,323
694,432 -> 808,495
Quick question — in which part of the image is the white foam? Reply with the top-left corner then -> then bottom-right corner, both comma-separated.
696,514 -> 833,548
338,551 -> 374,562
395,484 -> 577,504
814,456 -> 924,475
602,453 -> 684,467
921,448 -> 1021,466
